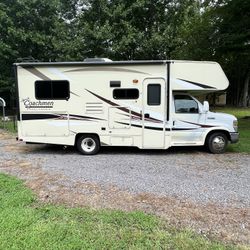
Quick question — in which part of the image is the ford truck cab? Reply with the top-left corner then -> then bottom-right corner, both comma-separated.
172,93 -> 239,153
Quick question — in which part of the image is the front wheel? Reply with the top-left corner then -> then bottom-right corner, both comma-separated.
206,132 -> 228,154
77,135 -> 100,155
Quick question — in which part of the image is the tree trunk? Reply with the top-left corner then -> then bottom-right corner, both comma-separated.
242,72 -> 250,107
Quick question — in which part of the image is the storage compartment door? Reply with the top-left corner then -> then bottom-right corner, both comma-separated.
20,111 -> 70,137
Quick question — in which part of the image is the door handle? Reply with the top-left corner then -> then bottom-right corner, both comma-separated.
145,113 -> 150,118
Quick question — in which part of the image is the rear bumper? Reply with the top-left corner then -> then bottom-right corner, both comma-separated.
230,132 -> 239,143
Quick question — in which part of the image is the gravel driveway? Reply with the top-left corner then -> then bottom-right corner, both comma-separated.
0,130 -> 249,245
33,147 -> 250,206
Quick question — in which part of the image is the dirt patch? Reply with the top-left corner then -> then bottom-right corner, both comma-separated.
4,143 -> 41,153
0,130 -> 14,140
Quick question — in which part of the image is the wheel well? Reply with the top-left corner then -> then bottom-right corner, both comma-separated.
205,130 -> 231,144
74,133 -> 100,146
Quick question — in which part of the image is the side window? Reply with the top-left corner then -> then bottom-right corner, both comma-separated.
174,95 -> 199,113
35,80 -> 70,100
147,84 -> 161,105
113,88 -> 139,99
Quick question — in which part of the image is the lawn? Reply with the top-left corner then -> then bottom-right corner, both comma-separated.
0,173 -> 236,250
0,119 -> 16,133
212,107 -> 250,153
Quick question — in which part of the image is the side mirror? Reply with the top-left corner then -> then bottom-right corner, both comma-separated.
203,101 -> 209,113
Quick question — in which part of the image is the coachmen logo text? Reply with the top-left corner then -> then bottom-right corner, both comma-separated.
22,98 -> 54,109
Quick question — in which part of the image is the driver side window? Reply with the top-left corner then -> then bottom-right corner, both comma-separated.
174,95 -> 199,113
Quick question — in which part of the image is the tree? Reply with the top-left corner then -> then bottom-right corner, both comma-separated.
75,0 -> 199,60
0,0 -> 69,109
214,0 -> 250,106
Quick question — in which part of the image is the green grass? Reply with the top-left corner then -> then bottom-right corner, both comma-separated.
0,120 -> 17,133
0,173 -> 236,250
212,107 -> 250,153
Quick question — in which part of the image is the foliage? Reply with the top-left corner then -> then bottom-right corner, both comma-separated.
212,0 -> 250,106
0,173 -> 236,249
0,118 -> 17,133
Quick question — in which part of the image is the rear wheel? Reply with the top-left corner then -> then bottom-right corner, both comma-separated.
206,132 -> 228,154
77,135 -> 100,155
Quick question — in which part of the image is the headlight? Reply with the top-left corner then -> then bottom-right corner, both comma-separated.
233,120 -> 238,132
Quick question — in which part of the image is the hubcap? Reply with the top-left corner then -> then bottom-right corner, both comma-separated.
212,136 -> 226,151
81,138 -> 96,153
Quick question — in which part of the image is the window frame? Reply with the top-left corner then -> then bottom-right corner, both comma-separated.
35,80 -> 70,100
113,88 -> 139,100
174,94 -> 199,114
147,84 -> 161,106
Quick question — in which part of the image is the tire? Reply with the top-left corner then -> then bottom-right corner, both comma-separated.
76,135 -> 100,155
206,132 -> 228,154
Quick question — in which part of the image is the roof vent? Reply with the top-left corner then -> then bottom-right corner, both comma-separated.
84,58 -> 113,62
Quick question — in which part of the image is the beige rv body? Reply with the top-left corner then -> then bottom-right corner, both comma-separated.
15,60 -> 235,151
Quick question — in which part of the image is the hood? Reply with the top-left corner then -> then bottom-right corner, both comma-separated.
206,111 -> 237,131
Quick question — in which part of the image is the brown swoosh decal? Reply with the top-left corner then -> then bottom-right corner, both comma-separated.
23,66 -> 51,80
64,67 -> 150,75
177,78 -> 215,89
86,89 -> 140,117
86,89 -> 162,123
118,122 -> 198,131
119,112 -> 162,123
69,114 -> 105,121
70,91 -> 81,97
116,122 -> 169,131
22,113 -> 106,121
181,120 -> 216,128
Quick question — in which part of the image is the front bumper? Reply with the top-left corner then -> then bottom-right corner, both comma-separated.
230,132 -> 239,144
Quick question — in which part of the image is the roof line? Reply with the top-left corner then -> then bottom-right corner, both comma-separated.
14,60 -> 172,67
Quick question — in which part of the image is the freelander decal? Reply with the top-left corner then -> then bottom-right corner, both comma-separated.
22,98 -> 54,109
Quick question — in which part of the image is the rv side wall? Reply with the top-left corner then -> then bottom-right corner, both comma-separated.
16,63 -> 170,149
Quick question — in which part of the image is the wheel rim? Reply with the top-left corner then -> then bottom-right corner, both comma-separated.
212,136 -> 226,151
81,138 -> 96,153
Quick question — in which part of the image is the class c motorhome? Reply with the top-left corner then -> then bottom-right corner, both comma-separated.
14,59 -> 239,155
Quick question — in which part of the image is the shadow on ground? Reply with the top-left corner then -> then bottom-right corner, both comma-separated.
21,143 -> 208,156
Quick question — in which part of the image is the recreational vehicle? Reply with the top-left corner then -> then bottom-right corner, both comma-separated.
14,60 -> 239,155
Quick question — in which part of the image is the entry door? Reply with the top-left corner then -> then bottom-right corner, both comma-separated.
142,78 -> 166,148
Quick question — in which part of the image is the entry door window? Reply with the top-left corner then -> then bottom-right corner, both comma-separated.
147,84 -> 161,105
